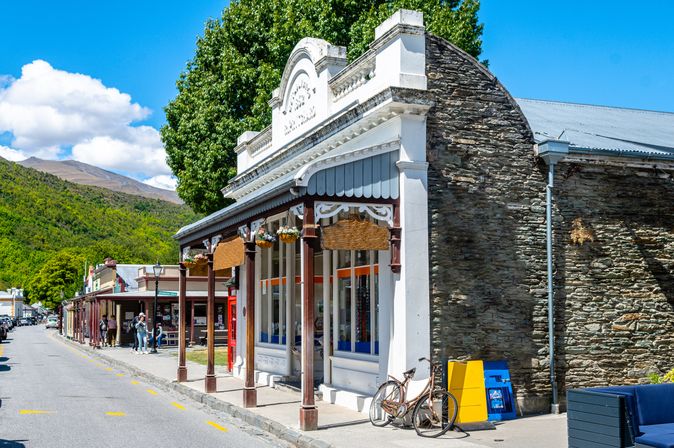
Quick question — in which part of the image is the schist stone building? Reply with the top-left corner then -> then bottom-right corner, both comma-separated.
174,9 -> 674,424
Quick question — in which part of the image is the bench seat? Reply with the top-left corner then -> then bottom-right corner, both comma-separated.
636,432 -> 674,448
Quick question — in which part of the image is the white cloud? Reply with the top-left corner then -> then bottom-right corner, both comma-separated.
143,174 -> 177,191
0,60 -> 169,178
0,145 -> 27,162
71,126 -> 170,178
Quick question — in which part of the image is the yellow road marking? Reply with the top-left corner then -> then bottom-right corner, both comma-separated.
0,346 -> 4,356
105,412 -> 126,417
146,389 -> 158,395
19,410 -> 55,415
116,373 -> 125,377
104,367 -> 113,371
171,402 -> 186,410
207,421 -> 228,432
131,380 -> 140,385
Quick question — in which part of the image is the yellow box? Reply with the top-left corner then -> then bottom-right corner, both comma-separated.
447,360 -> 488,424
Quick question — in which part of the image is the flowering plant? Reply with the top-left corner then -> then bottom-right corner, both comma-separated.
183,252 -> 207,267
256,228 -> 276,248
256,228 -> 276,242
276,226 -> 300,238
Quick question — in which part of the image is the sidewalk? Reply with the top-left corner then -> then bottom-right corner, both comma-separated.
57,336 -> 567,448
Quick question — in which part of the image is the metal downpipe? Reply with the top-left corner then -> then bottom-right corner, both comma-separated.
546,162 -> 560,414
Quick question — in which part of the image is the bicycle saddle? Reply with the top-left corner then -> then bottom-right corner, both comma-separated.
403,367 -> 416,378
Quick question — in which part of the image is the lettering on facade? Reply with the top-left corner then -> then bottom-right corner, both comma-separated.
283,72 -> 316,135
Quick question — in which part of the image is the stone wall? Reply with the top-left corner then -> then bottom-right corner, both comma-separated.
424,34 -> 550,413
424,33 -> 674,413
554,162 -> 674,392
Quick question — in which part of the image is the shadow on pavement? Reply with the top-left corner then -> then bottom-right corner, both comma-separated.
318,419 -> 370,430
0,440 -> 26,447
0,365 -> 10,372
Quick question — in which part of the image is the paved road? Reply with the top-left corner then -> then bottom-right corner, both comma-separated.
0,325 -> 285,448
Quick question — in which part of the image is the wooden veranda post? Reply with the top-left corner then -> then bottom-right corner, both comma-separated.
89,300 -> 94,347
177,262 -> 187,382
243,239 -> 257,407
205,252 -> 216,393
300,200 -> 318,431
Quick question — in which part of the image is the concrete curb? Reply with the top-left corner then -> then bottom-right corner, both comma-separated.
56,335 -> 334,448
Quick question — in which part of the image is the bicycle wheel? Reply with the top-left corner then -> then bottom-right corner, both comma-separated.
369,380 -> 403,427
412,389 -> 458,437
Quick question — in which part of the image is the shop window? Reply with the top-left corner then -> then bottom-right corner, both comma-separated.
259,219 -> 287,345
336,249 -> 379,355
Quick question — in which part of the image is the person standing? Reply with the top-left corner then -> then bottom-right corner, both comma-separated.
99,315 -> 108,348
107,314 -> 117,347
135,313 -> 148,354
130,313 -> 139,352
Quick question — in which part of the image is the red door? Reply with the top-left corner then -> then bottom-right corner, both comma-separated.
227,287 -> 237,371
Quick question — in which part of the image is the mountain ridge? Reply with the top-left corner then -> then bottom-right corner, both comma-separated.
17,157 -> 182,204
0,157 -> 199,296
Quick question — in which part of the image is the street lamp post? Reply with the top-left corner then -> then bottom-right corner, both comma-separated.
151,261 -> 162,354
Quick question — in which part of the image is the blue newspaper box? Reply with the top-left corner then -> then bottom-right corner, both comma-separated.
483,360 -> 517,421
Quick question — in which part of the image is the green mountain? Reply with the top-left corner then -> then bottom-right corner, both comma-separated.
0,158 -> 200,307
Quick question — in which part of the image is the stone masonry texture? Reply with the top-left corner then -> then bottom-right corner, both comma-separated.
424,34 -> 549,413
424,33 -> 674,413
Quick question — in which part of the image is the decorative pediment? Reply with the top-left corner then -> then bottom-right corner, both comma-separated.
267,38 -> 347,147
282,72 -> 316,135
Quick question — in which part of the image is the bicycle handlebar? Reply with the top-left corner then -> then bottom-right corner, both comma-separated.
418,357 -> 443,372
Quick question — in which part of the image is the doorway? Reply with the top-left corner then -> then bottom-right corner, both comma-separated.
227,287 -> 237,371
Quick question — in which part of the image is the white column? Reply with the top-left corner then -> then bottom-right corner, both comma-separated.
377,249 -> 392,383
285,236 -> 294,376
322,248 -> 331,384
236,263 -> 248,378
390,115 -> 430,378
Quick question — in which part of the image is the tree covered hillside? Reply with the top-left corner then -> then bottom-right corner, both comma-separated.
0,158 -> 200,308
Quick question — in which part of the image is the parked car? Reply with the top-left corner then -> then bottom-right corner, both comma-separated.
0,322 -> 7,340
18,317 -> 29,326
45,316 -> 58,329
0,316 -> 13,331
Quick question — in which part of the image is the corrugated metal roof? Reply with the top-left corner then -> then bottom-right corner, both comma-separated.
516,98 -> 674,158
307,151 -> 399,199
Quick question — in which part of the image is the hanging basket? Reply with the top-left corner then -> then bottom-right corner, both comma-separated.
277,225 -> 300,244
321,219 -> 390,251
279,234 -> 298,244
256,240 -> 274,249
183,261 -> 196,269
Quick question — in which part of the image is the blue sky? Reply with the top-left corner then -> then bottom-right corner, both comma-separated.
0,1 -> 672,188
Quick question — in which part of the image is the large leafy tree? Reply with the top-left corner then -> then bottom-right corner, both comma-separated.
162,0 -> 484,214
25,249 -> 85,309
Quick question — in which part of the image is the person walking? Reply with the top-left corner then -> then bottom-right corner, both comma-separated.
135,313 -> 148,354
107,314 -> 117,347
99,315 -> 108,348
130,313 -> 139,352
